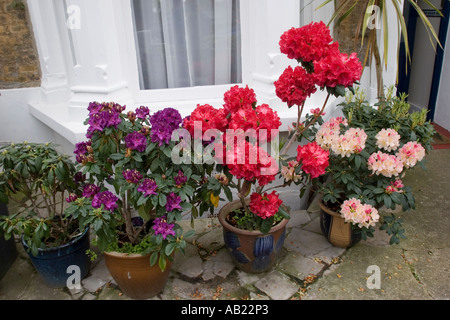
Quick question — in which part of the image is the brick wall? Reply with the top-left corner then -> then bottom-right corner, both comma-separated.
0,0 -> 40,89
333,0 -> 369,65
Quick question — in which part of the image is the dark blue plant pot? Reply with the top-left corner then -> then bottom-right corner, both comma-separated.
22,227 -> 91,288
218,200 -> 288,274
0,203 -> 18,281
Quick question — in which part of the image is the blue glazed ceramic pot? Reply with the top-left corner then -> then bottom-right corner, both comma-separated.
22,227 -> 91,288
218,199 -> 288,274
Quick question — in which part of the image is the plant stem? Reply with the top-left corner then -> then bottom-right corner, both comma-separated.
280,93 -> 330,156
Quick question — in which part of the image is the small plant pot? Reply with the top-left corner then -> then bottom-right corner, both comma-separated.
0,203 -> 18,281
103,251 -> 172,299
218,199 -> 288,274
21,227 -> 91,288
319,200 -> 361,248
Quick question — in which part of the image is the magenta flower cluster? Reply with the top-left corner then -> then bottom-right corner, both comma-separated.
82,184 -> 101,198
137,178 -> 158,197
92,190 -> 118,212
86,102 -> 125,138
74,140 -> 91,164
125,131 -> 147,152
135,106 -> 150,120
149,108 -> 182,146
165,192 -> 182,212
174,170 -> 187,186
152,216 -> 175,239
122,169 -> 143,183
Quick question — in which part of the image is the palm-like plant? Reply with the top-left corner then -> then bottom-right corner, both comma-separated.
315,0 -> 443,99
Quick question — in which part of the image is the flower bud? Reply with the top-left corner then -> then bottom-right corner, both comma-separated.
215,173 -> 229,186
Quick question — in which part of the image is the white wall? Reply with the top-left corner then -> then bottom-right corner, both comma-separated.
0,87 -> 78,155
435,23 -> 450,131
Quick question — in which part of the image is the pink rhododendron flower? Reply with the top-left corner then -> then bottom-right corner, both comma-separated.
330,127 -> 367,157
281,160 -> 302,182
310,108 -> 325,117
368,151 -> 404,177
315,117 -> 348,150
340,198 -> 379,228
396,141 -> 425,168
376,128 -> 401,152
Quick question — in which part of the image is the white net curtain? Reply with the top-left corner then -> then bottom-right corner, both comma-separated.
132,0 -> 242,90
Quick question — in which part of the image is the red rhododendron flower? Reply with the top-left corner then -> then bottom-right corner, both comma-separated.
183,104 -> 228,135
224,141 -> 277,186
314,50 -> 363,88
249,191 -> 283,219
274,65 -> 317,107
254,104 -> 282,142
296,142 -> 329,178
227,104 -> 281,142
223,85 -> 257,116
279,21 -> 338,63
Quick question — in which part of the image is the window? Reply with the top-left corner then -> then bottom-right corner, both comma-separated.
132,0 -> 242,90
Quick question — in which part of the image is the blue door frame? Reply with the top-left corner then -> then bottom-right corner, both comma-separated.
397,0 -> 450,122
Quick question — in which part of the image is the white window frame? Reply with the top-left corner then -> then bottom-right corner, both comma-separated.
119,0 -> 251,115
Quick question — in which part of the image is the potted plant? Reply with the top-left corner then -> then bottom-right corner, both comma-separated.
0,202 -> 17,281
65,102 -> 212,299
182,85 -> 330,273
314,87 -> 435,247
272,21 -> 435,247
0,142 -> 90,287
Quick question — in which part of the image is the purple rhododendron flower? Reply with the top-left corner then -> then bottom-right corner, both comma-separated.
149,108 -> 182,146
152,216 -> 175,239
82,184 -> 100,198
85,102 -> 124,138
135,106 -> 150,120
74,141 -> 91,163
122,169 -> 143,184
174,170 -> 187,186
125,131 -> 147,152
65,193 -> 78,203
137,178 -> 158,197
165,192 -> 182,212
92,191 -> 118,212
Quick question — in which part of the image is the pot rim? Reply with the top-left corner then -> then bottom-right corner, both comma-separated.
21,226 -> 90,253
103,251 -> 151,259
218,199 -> 289,235
318,197 -> 343,218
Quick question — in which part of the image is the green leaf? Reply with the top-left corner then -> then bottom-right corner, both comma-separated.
278,206 -> 290,220
109,153 -> 124,160
149,251 -> 158,266
183,229 -> 195,239
260,217 -> 273,234
158,193 -> 167,207
223,185 -> 233,202
158,255 -> 167,271
165,242 -> 176,256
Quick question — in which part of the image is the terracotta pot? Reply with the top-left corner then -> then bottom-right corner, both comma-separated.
218,199 -> 288,274
103,251 -> 171,299
319,200 -> 361,248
